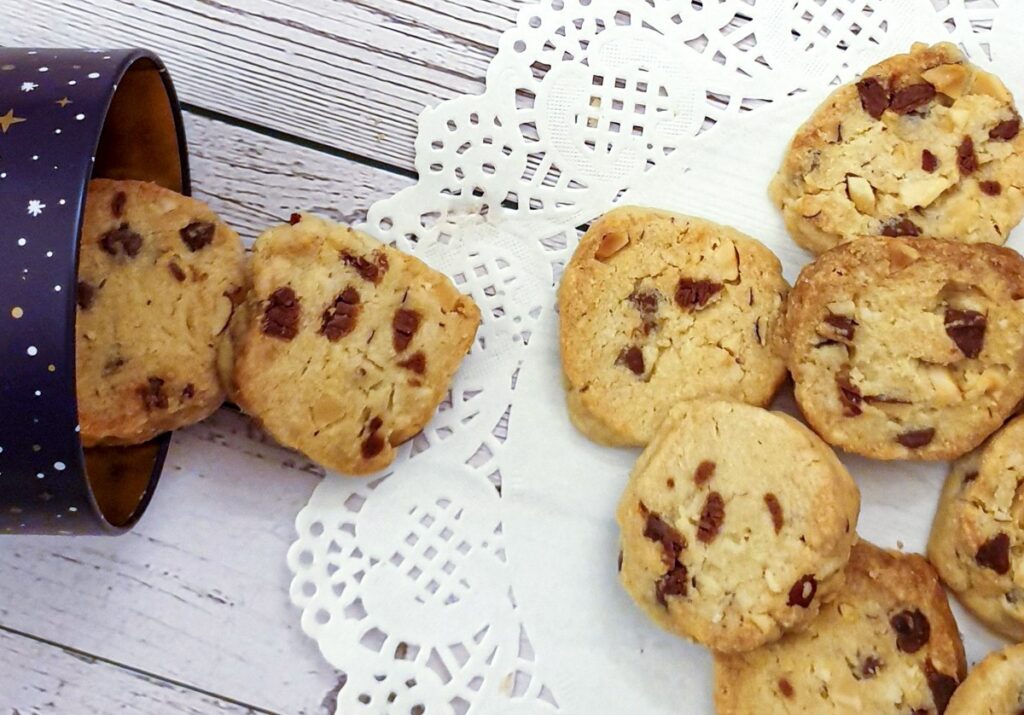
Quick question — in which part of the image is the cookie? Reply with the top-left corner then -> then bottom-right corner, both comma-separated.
615,400 -> 859,653
928,413 -> 1024,641
76,179 -> 246,446
714,541 -> 967,714
232,214 -> 480,475
946,642 -> 1024,715
770,42 -> 1024,255
778,236 -> 1024,461
559,206 -> 789,447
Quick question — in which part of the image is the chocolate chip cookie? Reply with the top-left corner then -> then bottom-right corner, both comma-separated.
946,642 -> 1024,715
76,179 -> 246,446
715,541 -> 967,714
770,42 -> 1024,255
779,236 -> 1024,461
560,206 -> 789,447
616,400 -> 859,653
928,413 -> 1024,641
232,214 -> 480,475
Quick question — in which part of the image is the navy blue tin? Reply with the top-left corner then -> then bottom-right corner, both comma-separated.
0,49 -> 190,534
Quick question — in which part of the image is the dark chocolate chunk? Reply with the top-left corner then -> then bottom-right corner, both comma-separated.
944,308 -> 986,358
179,221 -> 215,252
979,180 -> 1002,196
990,117 -> 1020,141
138,377 -> 168,411
361,417 -> 386,459
859,656 -> 883,679
825,312 -> 857,341
837,372 -> 863,417
778,678 -> 794,698
890,609 -> 930,653
642,507 -> 687,567
764,493 -> 784,534
100,223 -> 143,257
976,532 -> 1011,574
393,308 -> 421,351
76,281 -> 95,310
261,286 -> 301,340
343,250 -> 389,284
881,217 -> 921,237
922,149 -> 939,173
320,287 -> 361,341
398,351 -> 426,375
616,345 -> 645,375
924,660 -> 958,714
897,428 -> 936,449
787,575 -> 817,607
697,491 -> 725,544
890,83 -> 936,114
675,278 -> 723,310
655,563 -> 688,606
289,212 -> 302,225
629,287 -> 661,334
857,77 -> 890,119
168,261 -> 186,282
957,136 -> 978,175
694,460 -> 716,486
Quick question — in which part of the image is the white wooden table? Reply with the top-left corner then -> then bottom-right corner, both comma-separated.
2,2 -> 519,711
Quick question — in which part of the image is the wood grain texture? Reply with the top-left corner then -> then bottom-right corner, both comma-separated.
4,0 -> 522,172
0,625 -> 262,713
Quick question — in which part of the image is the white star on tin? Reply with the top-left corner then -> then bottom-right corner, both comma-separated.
26,200 -> 45,217
20,81 -> 37,92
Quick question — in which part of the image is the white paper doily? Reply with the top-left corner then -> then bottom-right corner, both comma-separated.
287,1 -> 1023,712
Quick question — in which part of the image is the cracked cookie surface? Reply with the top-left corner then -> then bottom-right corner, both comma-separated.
946,642 -> 1024,715
76,179 -> 246,446
559,206 -> 789,447
715,541 -> 967,714
770,42 -> 1024,255
779,236 -> 1024,461
615,400 -> 859,653
232,214 -> 480,475
928,414 -> 1024,641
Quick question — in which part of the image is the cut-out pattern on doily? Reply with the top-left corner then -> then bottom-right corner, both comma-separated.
288,1 -> 1006,712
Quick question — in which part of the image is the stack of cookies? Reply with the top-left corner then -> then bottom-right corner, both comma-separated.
559,43 -> 1024,714
77,183 -> 479,476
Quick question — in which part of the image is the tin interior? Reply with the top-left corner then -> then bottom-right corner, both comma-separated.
83,57 -> 186,528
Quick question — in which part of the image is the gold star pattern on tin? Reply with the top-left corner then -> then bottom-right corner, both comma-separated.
56,97 -> 72,108
0,109 -> 26,134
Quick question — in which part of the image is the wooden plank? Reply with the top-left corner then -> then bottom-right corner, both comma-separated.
0,113 -> 408,712
0,627 -> 263,713
4,0 -> 522,172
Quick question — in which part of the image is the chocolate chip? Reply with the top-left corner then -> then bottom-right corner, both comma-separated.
398,351 -> 426,374
289,212 -> 302,225
261,287 -> 301,340
857,77 -> 890,119
393,309 -> 421,352
629,287 -> 661,335
617,550 -> 623,572
980,180 -> 1002,196
837,372 -> 863,417
182,383 -> 195,400
897,428 -> 936,449
890,609 -> 930,653
990,117 -> 1020,141
321,287 -> 361,341
655,563 -> 688,606
944,308 -> 986,359
957,136 -> 978,175
179,221 -> 215,252
168,261 -> 186,282
976,532 -> 1011,574
616,346 -> 645,375
694,460 -> 716,486
778,678 -> 795,698
859,656 -> 883,679
890,82 -> 936,114
787,575 -> 817,607
962,470 -> 979,485
642,506 -> 687,566
924,660 -> 958,714
225,285 -> 246,307
697,491 -> 725,544
764,493 -> 784,534
76,281 -> 95,310
881,217 -> 921,237
922,149 -> 939,173
100,223 -> 143,257
361,417 -> 386,459
675,278 -> 723,310
368,416 -> 383,433
343,250 -> 389,284
111,191 -> 127,218
138,377 -> 168,411
824,312 -> 857,341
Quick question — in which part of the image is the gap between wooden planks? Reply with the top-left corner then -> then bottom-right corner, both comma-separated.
0,111 -> 412,712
